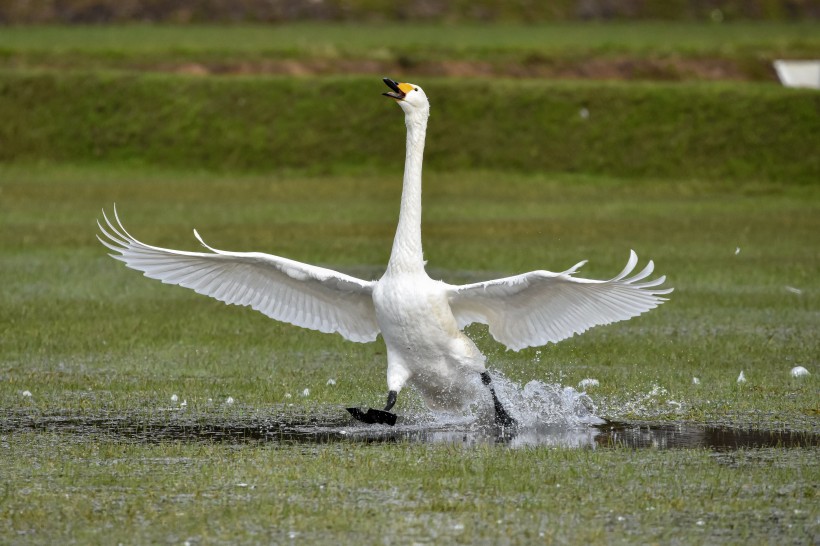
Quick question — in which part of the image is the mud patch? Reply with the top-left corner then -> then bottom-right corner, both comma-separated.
160,56 -> 760,82
2,411 -> 817,450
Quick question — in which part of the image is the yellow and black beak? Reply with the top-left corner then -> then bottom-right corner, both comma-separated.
383,78 -> 412,101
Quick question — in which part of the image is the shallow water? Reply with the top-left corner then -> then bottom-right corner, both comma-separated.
3,411 -> 817,451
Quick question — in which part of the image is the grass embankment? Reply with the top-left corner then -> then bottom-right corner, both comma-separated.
1,23 -> 818,80
1,73 -> 819,183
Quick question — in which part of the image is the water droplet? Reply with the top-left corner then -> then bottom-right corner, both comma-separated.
578,378 -> 599,389
225,396 -> 235,405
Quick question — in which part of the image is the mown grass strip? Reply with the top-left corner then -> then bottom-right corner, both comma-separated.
1,23 -> 818,57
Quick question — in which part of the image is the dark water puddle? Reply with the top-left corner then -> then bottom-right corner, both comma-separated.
2,413 -> 818,451
594,422 -> 818,451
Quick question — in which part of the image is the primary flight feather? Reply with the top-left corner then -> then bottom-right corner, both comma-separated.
98,78 -> 672,425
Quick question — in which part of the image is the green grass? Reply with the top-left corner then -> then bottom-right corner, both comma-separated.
1,23 -> 818,79
1,161 -> 817,543
1,73 -> 819,182
1,164 -> 816,426
1,433 -> 816,544
0,61 -> 818,542
1,23 -> 817,56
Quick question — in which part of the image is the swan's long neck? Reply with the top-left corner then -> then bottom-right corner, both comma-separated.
387,108 -> 429,275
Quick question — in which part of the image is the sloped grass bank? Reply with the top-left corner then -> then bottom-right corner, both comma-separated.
1,73 -> 818,182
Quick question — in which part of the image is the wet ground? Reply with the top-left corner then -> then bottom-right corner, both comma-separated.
3,411 -> 817,451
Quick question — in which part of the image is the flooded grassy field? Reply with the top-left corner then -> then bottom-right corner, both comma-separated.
1,163 -> 817,543
3,407 -> 819,450
1,425 -> 817,543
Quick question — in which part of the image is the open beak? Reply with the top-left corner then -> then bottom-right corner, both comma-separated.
382,78 -> 406,100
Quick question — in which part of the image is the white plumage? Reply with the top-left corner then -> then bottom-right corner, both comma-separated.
99,219 -> 379,343
98,78 -> 672,418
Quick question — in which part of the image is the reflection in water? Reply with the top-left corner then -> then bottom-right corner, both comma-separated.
4,412 -> 818,451
591,422 -> 819,451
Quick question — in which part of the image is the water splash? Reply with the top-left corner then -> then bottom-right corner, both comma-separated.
494,374 -> 606,427
395,372 -> 605,440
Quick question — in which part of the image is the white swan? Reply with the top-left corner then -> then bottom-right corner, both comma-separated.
98,78 -> 672,426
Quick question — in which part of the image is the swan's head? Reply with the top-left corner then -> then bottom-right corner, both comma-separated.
383,78 -> 429,114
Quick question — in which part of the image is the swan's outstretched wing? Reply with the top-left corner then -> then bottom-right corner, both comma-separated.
97,207 -> 380,343
447,251 -> 672,351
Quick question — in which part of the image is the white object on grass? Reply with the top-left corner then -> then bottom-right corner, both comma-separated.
98,79 -> 672,414
790,366 -> 809,378
773,60 -> 820,89
578,378 -> 599,389
737,371 -> 746,384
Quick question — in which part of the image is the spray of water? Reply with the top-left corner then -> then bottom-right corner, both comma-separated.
493,373 -> 606,427
399,371 -> 605,433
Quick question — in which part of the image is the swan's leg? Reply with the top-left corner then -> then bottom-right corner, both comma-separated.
383,390 -> 398,412
481,372 -> 515,426
346,390 -> 399,426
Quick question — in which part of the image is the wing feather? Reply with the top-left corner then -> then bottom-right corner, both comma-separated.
98,207 -> 380,343
447,250 -> 672,351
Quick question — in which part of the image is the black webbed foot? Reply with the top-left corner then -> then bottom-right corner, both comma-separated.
347,390 -> 399,426
346,407 -> 398,426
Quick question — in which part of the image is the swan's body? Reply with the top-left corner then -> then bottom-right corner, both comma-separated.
98,78 -> 672,423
